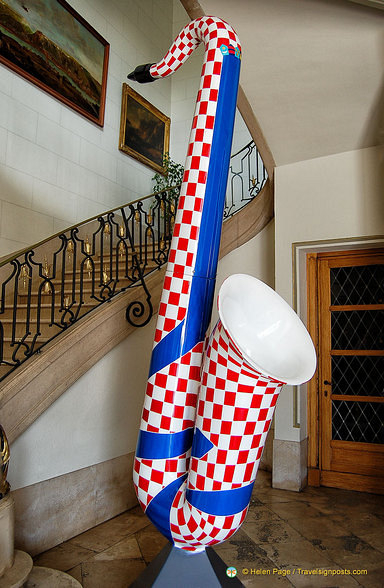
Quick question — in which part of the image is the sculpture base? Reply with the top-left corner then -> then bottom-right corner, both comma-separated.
130,543 -> 244,587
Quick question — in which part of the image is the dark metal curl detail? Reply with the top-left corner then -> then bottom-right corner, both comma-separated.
125,292 -> 153,328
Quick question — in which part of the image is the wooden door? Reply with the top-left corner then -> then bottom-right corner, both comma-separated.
308,248 -> 384,493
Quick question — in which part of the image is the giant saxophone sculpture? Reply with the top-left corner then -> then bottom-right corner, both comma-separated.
129,16 -> 316,556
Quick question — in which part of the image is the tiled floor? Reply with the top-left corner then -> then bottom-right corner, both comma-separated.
33,471 -> 384,587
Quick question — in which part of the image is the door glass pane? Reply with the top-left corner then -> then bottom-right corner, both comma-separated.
331,310 -> 383,350
330,264 -> 384,306
332,400 -> 384,443
331,356 -> 384,397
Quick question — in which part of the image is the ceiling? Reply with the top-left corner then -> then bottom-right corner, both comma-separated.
187,0 -> 384,166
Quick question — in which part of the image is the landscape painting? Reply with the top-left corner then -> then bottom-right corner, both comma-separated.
119,83 -> 170,175
0,0 -> 109,126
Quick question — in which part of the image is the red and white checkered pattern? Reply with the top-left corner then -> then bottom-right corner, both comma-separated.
150,17 -> 240,80
133,342 -> 204,510
140,341 -> 204,433
149,17 -> 241,345
169,479 -> 248,552
160,321 -> 284,550
188,321 -> 283,493
134,453 -> 190,510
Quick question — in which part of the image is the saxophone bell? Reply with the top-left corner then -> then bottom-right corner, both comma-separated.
217,274 -> 317,386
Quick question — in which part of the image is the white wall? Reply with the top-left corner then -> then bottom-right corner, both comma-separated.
7,0 -> 273,491
2,0 -> 174,487
0,0 -> 174,257
274,144 -> 384,444
9,317 -> 157,488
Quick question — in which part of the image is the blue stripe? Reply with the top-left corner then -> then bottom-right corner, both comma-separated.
180,274 -> 216,356
193,53 -> 240,281
136,428 -> 194,459
191,428 -> 214,458
148,276 -> 215,377
186,482 -> 254,516
148,319 -> 185,378
146,474 -> 187,542
147,53 -> 241,378
179,53 -> 241,354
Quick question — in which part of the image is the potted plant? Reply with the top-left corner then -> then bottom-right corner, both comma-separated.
149,153 -> 184,241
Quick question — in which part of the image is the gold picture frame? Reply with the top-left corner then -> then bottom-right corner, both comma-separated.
119,83 -> 170,175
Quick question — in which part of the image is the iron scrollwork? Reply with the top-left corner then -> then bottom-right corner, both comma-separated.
0,141 -> 264,381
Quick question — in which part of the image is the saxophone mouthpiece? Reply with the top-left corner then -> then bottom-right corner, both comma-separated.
127,63 -> 156,83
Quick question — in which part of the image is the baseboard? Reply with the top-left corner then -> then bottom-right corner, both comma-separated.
307,467 -> 320,487
320,470 -> 384,495
272,438 -> 308,491
12,451 -> 138,556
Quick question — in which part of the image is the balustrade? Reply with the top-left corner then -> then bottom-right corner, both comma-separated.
0,141 -> 266,382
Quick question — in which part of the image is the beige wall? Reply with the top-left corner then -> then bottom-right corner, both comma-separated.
2,0 -> 175,488
199,0 -> 384,166
8,318 -> 156,489
274,145 -> 384,445
0,0 -> 175,257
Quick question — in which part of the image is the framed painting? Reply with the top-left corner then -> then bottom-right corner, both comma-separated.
119,83 -> 170,175
0,0 -> 109,126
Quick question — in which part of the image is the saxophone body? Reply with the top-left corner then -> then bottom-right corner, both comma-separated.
128,16 -> 316,553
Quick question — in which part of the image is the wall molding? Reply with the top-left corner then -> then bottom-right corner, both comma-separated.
12,452 -> 137,556
295,237 -> 384,492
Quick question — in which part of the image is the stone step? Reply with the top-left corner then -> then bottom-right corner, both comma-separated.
2,334 -> 52,345
62,258 -> 159,276
0,549 -> 33,587
0,302 -> 97,322
0,318 -> 73,340
25,565 -> 82,587
15,284 -> 130,301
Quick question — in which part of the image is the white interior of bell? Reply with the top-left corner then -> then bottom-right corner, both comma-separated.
218,274 -> 317,385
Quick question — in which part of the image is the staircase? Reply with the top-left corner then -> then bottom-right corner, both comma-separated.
0,193 -> 172,382
0,249 -> 157,379
0,141 -> 273,443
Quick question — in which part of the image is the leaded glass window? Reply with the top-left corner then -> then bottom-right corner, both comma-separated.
331,356 -> 384,397
329,262 -> 383,445
330,264 -> 384,305
332,400 -> 384,444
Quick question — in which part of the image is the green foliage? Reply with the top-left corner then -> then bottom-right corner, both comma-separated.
149,154 -> 183,237
152,153 -> 184,196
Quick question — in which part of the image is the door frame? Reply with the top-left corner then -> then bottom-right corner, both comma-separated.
291,236 -> 384,492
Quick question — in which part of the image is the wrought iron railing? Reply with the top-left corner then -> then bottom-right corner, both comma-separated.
0,189 -> 176,382
224,140 -> 267,219
0,141 -> 266,382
